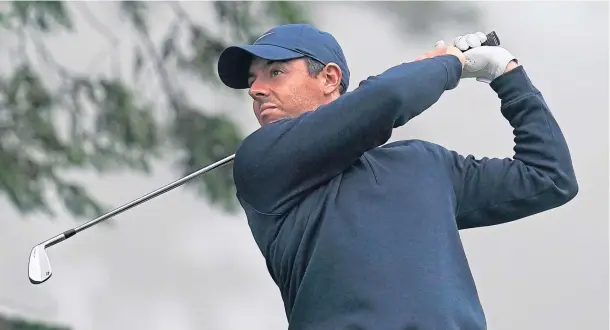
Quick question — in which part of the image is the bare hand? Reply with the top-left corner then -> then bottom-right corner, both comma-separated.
415,44 -> 466,68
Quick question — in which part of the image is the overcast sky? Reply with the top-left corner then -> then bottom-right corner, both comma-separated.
1,2 -> 607,330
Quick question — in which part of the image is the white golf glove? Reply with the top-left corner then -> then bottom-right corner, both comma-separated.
436,32 -> 517,83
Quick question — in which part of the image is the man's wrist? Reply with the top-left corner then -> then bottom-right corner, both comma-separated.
490,65 -> 537,103
504,60 -> 520,74
435,55 -> 463,90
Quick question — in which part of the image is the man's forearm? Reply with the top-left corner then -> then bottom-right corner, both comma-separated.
452,65 -> 578,229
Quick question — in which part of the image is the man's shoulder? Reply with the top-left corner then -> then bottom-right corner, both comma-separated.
235,119 -> 293,159
233,123 -> 277,172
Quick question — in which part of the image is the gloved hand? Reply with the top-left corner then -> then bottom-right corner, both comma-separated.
436,32 -> 518,83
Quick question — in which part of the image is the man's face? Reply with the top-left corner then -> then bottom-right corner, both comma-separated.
247,57 -> 331,126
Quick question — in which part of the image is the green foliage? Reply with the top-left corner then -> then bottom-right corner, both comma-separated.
265,1 -> 310,25
6,1 -> 73,31
0,313 -> 71,330
0,1 -> 477,221
0,1 -> 310,220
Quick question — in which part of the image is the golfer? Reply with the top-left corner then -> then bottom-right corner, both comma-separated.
217,24 -> 578,330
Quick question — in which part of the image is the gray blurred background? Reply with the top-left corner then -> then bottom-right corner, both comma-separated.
0,1 -> 607,330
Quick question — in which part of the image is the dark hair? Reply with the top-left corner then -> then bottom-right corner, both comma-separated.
304,57 -> 346,95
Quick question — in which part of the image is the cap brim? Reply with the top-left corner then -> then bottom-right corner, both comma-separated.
217,44 -> 304,89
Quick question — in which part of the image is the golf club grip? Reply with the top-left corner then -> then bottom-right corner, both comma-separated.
481,31 -> 500,47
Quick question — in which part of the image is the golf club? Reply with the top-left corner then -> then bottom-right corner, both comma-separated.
28,153 -> 235,284
28,30 -> 502,285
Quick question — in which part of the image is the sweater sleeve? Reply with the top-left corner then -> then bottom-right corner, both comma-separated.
444,65 -> 578,229
234,55 -> 463,215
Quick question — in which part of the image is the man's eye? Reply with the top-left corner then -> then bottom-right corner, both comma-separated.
271,70 -> 282,77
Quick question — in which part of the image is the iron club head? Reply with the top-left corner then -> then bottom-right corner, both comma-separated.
28,244 -> 52,284
28,230 -> 74,285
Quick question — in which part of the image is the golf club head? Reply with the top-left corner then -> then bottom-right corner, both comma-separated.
29,244 -> 52,284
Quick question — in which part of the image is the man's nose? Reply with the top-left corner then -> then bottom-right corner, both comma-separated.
248,79 -> 270,100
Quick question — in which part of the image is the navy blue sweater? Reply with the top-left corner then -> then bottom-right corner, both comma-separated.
233,55 -> 578,330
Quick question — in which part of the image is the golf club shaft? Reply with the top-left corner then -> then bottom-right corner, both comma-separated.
44,233 -> 71,249
41,30 -> 502,248
66,153 -> 235,235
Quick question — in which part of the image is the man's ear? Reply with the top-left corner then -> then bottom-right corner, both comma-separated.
321,63 -> 342,95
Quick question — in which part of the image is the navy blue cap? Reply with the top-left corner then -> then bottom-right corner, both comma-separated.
217,24 -> 350,92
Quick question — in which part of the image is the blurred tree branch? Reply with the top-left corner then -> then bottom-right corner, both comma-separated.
0,1 -> 473,221
0,1 -> 310,220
